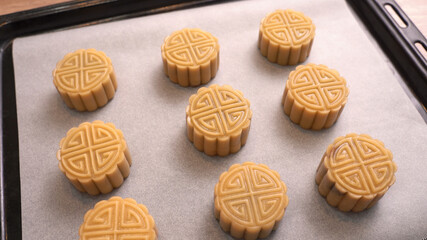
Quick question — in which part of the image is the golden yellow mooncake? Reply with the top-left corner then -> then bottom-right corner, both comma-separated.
282,64 -> 349,130
215,162 -> 289,240
316,133 -> 397,212
79,196 -> 157,240
57,121 -> 131,195
162,28 -> 220,87
186,84 -> 252,156
259,9 -> 315,65
53,48 -> 117,111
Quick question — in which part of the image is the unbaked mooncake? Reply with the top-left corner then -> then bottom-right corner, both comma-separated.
53,49 -> 117,111
186,84 -> 252,156
315,133 -> 397,212
259,9 -> 315,65
215,162 -> 289,240
79,196 -> 157,240
57,121 -> 131,195
282,64 -> 349,130
162,28 -> 220,87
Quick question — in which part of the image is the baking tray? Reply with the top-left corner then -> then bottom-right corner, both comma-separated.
0,1 -> 229,239
1,0 -> 427,239
348,0 -> 427,120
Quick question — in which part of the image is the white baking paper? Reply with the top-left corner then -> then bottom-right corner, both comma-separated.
12,0 -> 427,239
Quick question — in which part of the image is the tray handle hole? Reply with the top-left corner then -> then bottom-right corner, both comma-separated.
384,4 -> 408,28
414,42 -> 427,61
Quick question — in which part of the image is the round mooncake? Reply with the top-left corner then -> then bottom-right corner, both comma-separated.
259,9 -> 315,65
53,49 -> 117,111
215,162 -> 289,240
315,133 -> 397,212
57,121 -> 131,195
161,28 -> 220,87
282,64 -> 349,130
79,196 -> 157,240
186,84 -> 252,156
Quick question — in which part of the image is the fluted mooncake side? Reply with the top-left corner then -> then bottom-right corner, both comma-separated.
259,9 -> 315,65
186,84 -> 252,156
215,162 -> 288,240
162,28 -> 220,87
53,49 -> 117,111
315,133 -> 397,212
57,121 -> 131,195
282,63 -> 349,130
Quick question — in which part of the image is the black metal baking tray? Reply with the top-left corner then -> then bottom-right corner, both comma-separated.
0,0 -> 425,239
347,0 -> 427,110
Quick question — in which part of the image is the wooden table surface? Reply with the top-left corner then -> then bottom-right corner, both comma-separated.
0,0 -> 425,37
396,0 -> 427,38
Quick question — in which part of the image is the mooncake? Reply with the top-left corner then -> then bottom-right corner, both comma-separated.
259,9 -> 315,65
186,84 -> 252,156
57,121 -> 131,195
315,133 -> 397,212
79,196 -> 157,240
282,64 -> 349,130
215,162 -> 288,240
53,49 -> 117,111
162,28 -> 220,87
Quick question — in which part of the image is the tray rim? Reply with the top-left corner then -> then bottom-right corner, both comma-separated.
347,0 -> 427,112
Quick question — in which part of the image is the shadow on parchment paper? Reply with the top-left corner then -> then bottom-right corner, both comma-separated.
43,173 -> 94,216
150,65 -> 200,103
166,126 -> 241,176
305,180 -> 380,237
41,174 -> 131,239
250,43 -> 297,82
43,171 -> 130,221
272,102 -> 335,151
200,202 -> 231,239
44,90 -> 111,123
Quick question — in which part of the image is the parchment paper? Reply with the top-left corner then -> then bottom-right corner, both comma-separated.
12,0 -> 427,239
